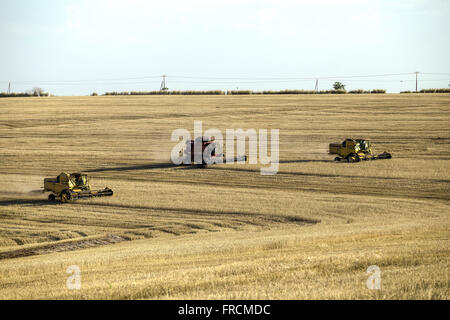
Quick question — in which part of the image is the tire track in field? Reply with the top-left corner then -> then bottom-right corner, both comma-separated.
70,201 -> 322,233
0,201 -> 321,260
0,234 -> 125,260
140,166 -> 450,202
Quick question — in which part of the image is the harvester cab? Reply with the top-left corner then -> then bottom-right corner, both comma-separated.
329,139 -> 391,162
182,136 -> 247,166
182,136 -> 217,165
44,172 -> 113,203
71,173 -> 90,190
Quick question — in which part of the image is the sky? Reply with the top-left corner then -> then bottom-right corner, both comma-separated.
0,0 -> 449,95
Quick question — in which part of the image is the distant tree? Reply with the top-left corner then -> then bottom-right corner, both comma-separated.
333,82 -> 346,91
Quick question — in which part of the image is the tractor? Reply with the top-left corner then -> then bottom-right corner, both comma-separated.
43,172 -> 113,203
329,138 -> 392,162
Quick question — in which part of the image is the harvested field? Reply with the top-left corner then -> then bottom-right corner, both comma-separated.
0,94 -> 448,299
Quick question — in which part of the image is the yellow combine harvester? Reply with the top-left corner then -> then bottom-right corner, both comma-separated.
329,138 -> 392,162
44,172 -> 113,203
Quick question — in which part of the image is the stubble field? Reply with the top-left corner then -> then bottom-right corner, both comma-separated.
0,94 -> 448,299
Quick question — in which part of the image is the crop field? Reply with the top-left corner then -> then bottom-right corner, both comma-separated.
0,94 -> 448,299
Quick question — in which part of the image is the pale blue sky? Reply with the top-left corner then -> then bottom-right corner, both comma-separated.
1,0 -> 449,95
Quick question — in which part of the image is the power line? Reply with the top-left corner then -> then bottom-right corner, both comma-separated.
7,81 -> 168,87
0,75 -> 162,84
2,72 -> 449,92
0,72 -> 426,84
8,78 -> 446,86
168,72 -> 416,81
421,72 -> 450,75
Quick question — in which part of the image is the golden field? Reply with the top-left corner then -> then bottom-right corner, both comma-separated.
0,94 -> 448,299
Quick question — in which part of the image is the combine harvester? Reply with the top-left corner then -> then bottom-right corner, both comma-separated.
43,172 -> 113,203
329,138 -> 392,163
182,136 -> 247,166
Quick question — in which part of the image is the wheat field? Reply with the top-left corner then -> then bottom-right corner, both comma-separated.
0,94 -> 448,299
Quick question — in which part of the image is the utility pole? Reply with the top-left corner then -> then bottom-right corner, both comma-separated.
160,75 -> 168,91
415,71 -> 419,93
